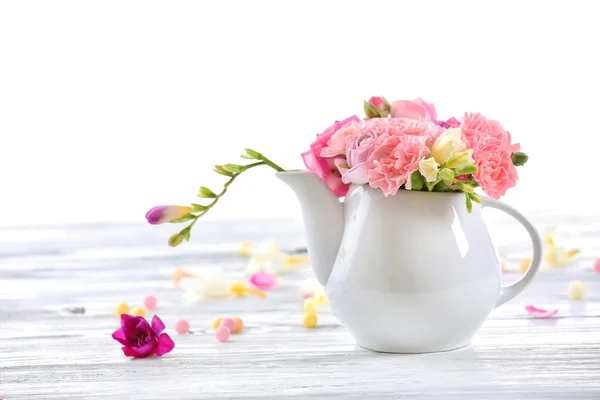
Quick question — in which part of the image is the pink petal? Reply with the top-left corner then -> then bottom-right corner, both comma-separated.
249,272 -> 278,290
525,305 -> 558,318
151,315 -> 166,335
156,333 -> 175,356
111,328 -> 127,345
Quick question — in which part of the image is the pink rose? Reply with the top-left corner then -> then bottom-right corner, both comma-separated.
435,117 -> 461,129
368,96 -> 386,111
461,112 -> 520,199
390,98 -> 437,121
320,120 -> 361,158
341,131 -> 377,185
367,134 -> 429,196
301,116 -> 359,197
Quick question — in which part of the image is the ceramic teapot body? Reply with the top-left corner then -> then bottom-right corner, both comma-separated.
277,171 -> 542,353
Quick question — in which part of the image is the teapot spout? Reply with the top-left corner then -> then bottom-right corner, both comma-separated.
276,170 -> 344,286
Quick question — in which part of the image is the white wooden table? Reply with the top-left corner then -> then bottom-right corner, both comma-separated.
1,214 -> 599,399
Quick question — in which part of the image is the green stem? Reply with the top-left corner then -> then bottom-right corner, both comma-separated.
184,160 -> 280,233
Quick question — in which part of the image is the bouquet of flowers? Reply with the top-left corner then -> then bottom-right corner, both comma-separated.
146,96 -> 528,246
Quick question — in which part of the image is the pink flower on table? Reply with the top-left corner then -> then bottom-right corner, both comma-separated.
390,98 -> 437,121
461,112 -> 520,199
146,205 -> 193,225
436,117 -> 461,129
341,131 -> 377,185
367,134 -> 430,195
301,116 -> 360,197
112,314 -> 174,358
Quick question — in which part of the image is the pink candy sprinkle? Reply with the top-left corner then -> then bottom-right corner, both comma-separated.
221,317 -> 237,332
249,272 -> 278,290
215,325 -> 230,342
525,305 -> 558,318
143,295 -> 158,310
174,319 -> 190,334
594,258 -> 600,273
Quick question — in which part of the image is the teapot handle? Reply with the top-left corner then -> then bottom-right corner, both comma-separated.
480,197 -> 543,308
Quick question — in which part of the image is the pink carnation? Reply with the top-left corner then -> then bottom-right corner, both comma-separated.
461,112 -> 521,199
367,134 -> 430,196
320,120 -> 361,158
360,117 -> 444,144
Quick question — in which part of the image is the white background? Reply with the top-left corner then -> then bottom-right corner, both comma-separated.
1,0 -> 598,227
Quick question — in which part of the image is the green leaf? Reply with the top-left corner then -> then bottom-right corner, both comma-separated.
198,186 -> 217,198
180,227 -> 191,242
244,148 -> 261,159
454,164 -> 477,176
192,203 -> 207,212
438,168 -> 454,183
410,171 -> 424,191
213,165 -> 234,177
169,213 -> 196,223
223,163 -> 244,173
453,180 -> 465,190
511,151 -> 529,166
465,193 -> 473,213
168,233 -> 184,247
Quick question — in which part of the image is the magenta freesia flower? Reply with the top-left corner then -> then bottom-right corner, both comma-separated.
146,205 -> 193,225
301,116 -> 360,198
390,98 -> 437,121
112,314 -> 175,358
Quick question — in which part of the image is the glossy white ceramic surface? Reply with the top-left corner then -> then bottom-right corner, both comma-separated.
277,170 -> 542,353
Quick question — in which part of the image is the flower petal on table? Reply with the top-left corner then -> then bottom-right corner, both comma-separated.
525,305 -> 558,318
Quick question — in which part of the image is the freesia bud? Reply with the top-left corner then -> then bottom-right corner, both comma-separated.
168,233 -> 184,247
198,187 -> 217,198
146,205 -> 193,225
430,128 -> 467,165
410,171 -> 424,191
438,168 -> 454,183
511,152 -> 528,166
214,165 -> 233,177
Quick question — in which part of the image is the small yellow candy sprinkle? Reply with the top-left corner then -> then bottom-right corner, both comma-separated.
115,302 -> 130,317
314,293 -> 327,306
520,257 -> 531,273
232,317 -> 244,333
304,298 -> 318,313
568,280 -> 587,300
303,312 -> 318,328
131,307 -> 146,318
212,316 -> 224,330
240,241 -> 253,257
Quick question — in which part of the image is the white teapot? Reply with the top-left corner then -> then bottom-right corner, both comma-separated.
278,170 -> 542,353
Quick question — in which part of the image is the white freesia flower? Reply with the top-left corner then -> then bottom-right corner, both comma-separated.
418,157 -> 440,182
430,128 -> 466,165
243,240 -> 309,275
178,269 -> 232,303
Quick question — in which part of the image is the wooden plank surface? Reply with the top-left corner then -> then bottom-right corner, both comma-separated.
1,214 -> 600,399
